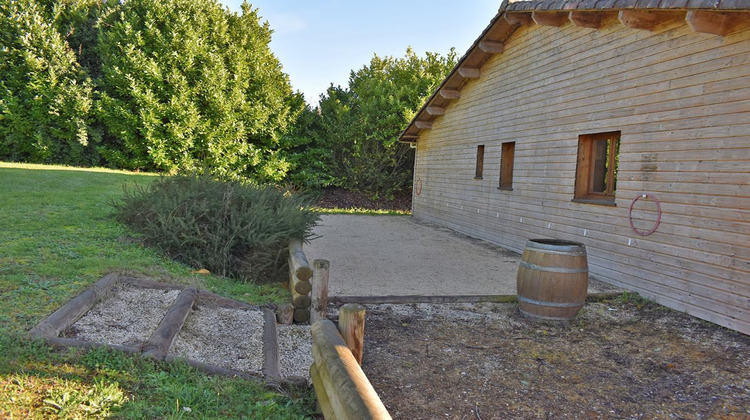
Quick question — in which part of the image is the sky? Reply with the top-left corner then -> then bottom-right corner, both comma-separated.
219,1 -> 502,104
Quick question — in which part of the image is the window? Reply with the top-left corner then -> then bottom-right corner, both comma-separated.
498,142 -> 515,190
475,145 -> 485,179
574,131 -> 620,204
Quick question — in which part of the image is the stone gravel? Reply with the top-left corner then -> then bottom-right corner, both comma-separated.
170,305 -> 265,374
70,285 -> 180,347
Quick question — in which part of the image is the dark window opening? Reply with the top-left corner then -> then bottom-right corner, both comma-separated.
499,142 -> 515,190
475,145 -> 485,179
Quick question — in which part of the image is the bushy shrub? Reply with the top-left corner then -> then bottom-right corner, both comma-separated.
112,175 -> 319,282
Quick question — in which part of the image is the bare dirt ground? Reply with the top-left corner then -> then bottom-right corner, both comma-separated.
353,300 -> 750,419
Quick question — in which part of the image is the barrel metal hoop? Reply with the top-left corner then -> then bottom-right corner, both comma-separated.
519,308 -> 578,321
518,295 -> 585,308
519,261 -> 588,274
526,240 -> 586,254
524,248 -> 587,257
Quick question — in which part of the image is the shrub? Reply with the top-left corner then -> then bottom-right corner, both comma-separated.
112,174 -> 319,282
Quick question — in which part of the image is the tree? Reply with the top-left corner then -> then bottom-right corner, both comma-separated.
286,47 -> 457,197
95,0 -> 299,181
0,0 -> 96,164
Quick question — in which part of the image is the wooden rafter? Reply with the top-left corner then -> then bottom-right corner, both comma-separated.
532,11 -> 568,27
458,67 -> 481,79
478,40 -> 505,54
439,89 -> 461,100
426,106 -> 446,116
569,11 -> 606,28
618,10 -> 679,31
686,11 -> 738,36
414,121 -> 433,130
504,12 -> 534,27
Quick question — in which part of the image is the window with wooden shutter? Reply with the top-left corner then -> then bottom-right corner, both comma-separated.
574,131 -> 620,204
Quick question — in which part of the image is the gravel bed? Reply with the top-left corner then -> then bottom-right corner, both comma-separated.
69,285 -> 180,347
277,325 -> 312,378
169,305 -> 265,374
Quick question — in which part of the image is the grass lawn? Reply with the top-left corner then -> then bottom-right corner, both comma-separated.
0,162 -> 314,418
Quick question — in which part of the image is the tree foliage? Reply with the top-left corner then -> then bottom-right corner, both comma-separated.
96,0 -> 299,181
0,0 -> 96,164
0,0 -> 300,182
285,48 -> 457,197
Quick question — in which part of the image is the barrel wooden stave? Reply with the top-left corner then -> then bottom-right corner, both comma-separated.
516,239 -> 588,321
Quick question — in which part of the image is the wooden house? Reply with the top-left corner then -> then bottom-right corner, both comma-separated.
400,0 -> 750,334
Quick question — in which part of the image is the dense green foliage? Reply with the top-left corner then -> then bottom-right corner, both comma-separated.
0,0 -> 300,182
0,0 -> 95,164
97,0 -> 299,181
284,48 -> 458,197
112,174 -> 319,282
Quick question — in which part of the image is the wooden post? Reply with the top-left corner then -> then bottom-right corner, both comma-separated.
311,259 -> 330,323
338,304 -> 366,365
276,303 -> 294,325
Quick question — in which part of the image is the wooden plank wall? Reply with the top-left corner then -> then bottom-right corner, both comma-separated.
412,18 -> 750,335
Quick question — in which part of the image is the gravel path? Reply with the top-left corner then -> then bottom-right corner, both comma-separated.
304,215 -> 620,297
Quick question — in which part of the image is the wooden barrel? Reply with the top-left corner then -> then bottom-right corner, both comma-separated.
516,239 -> 588,321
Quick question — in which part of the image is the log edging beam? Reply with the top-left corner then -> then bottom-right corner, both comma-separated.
141,287 -> 197,359
311,319 -> 391,419
29,273 -> 120,338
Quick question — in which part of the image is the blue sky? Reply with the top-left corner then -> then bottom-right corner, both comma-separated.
219,1 -> 501,104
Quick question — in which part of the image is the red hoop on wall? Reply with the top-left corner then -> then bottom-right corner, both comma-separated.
415,178 -> 423,196
629,193 -> 662,236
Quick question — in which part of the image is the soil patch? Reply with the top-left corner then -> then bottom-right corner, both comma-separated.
356,300 -> 750,419
315,187 -> 411,211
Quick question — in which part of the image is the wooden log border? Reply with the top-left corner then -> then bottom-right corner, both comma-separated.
27,273 -> 295,388
262,309 -> 282,388
328,292 -> 626,305
310,319 -> 391,420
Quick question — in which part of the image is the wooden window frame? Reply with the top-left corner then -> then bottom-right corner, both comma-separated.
574,131 -> 620,205
475,145 -> 485,179
498,141 -> 515,190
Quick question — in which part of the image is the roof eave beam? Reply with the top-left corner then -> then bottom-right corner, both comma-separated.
618,10 -> 680,31
504,12 -> 534,27
532,11 -> 568,27
686,10 -> 737,36
414,121 -> 433,130
478,40 -> 505,53
458,67 -> 481,79
426,106 -> 446,116
439,89 -> 461,100
569,11 -> 607,28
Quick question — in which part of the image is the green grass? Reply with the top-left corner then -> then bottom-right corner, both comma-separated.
312,206 -> 410,216
0,162 -> 314,418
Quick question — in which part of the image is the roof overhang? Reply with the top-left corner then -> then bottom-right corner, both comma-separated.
399,0 -> 750,143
